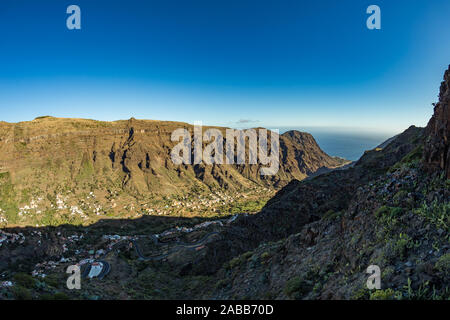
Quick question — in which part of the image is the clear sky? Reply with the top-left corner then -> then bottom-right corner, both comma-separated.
0,0 -> 449,134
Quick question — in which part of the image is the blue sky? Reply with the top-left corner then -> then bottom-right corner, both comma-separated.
0,0 -> 449,134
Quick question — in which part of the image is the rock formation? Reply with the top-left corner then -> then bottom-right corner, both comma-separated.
424,65 -> 450,178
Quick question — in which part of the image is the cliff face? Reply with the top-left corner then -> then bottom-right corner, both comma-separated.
424,65 -> 450,178
0,118 -> 346,192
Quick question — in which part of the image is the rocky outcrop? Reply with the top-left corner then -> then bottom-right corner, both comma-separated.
424,65 -> 450,178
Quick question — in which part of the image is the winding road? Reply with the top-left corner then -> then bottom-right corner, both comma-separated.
131,231 -> 221,261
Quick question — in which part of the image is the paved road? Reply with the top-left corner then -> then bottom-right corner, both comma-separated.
132,231 -> 221,261
97,260 -> 110,280
77,229 -> 222,280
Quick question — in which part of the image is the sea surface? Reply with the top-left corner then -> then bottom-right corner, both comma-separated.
278,127 -> 396,161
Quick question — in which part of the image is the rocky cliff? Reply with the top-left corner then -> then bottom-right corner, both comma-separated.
424,65 -> 450,178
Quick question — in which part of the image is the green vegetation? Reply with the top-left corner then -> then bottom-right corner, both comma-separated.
351,288 -> 371,300
435,253 -> 450,275
13,272 -> 37,288
284,276 -> 311,299
393,190 -> 408,206
227,199 -> 267,214
11,286 -> 32,300
369,288 -> 398,300
323,209 -> 342,221
0,172 -> 18,224
356,278 -> 448,301
260,252 -> 271,260
34,116 -> 53,120
375,206 -> 403,237
375,205 -> 403,219
77,152 -> 95,182
226,251 -> 254,270
414,200 -> 449,235
52,292 -> 70,300
391,233 -> 417,260
389,145 -> 423,172
401,278 -> 430,300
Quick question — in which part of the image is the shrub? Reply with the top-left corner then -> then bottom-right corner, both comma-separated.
40,293 -> 55,300
284,277 -> 311,299
370,288 -> 397,300
215,279 -> 228,289
375,206 -> 403,218
323,209 -> 341,220
42,274 -> 61,288
393,190 -> 408,205
12,286 -> 32,300
52,292 -> 70,300
242,251 -> 253,260
13,273 -> 36,288
261,252 -> 270,260
226,251 -> 253,270
351,288 -> 370,300
228,257 -> 241,269
375,206 -> 388,217
393,233 -> 413,260
414,200 -> 449,232
435,254 -> 450,275
375,206 -> 404,238
34,116 -> 52,120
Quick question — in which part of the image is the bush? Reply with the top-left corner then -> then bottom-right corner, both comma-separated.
284,277 -> 311,299
375,206 -> 404,237
351,288 -> 370,300
42,274 -> 61,288
40,293 -> 55,300
393,233 -> 413,260
215,279 -> 228,289
242,251 -> 253,260
52,292 -> 70,300
261,252 -> 270,260
370,288 -> 398,300
13,273 -> 36,288
375,206 -> 403,218
34,116 -> 52,120
12,286 -> 32,300
393,190 -> 408,205
414,200 -> 449,232
227,257 -> 241,269
435,254 -> 450,275
323,209 -> 341,220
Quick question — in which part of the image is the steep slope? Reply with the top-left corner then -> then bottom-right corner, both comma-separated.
207,66 -> 450,300
424,66 -> 450,178
190,125 -> 425,274
279,130 -> 347,178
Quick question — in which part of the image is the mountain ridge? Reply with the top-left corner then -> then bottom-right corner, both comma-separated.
0,117 -> 349,227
